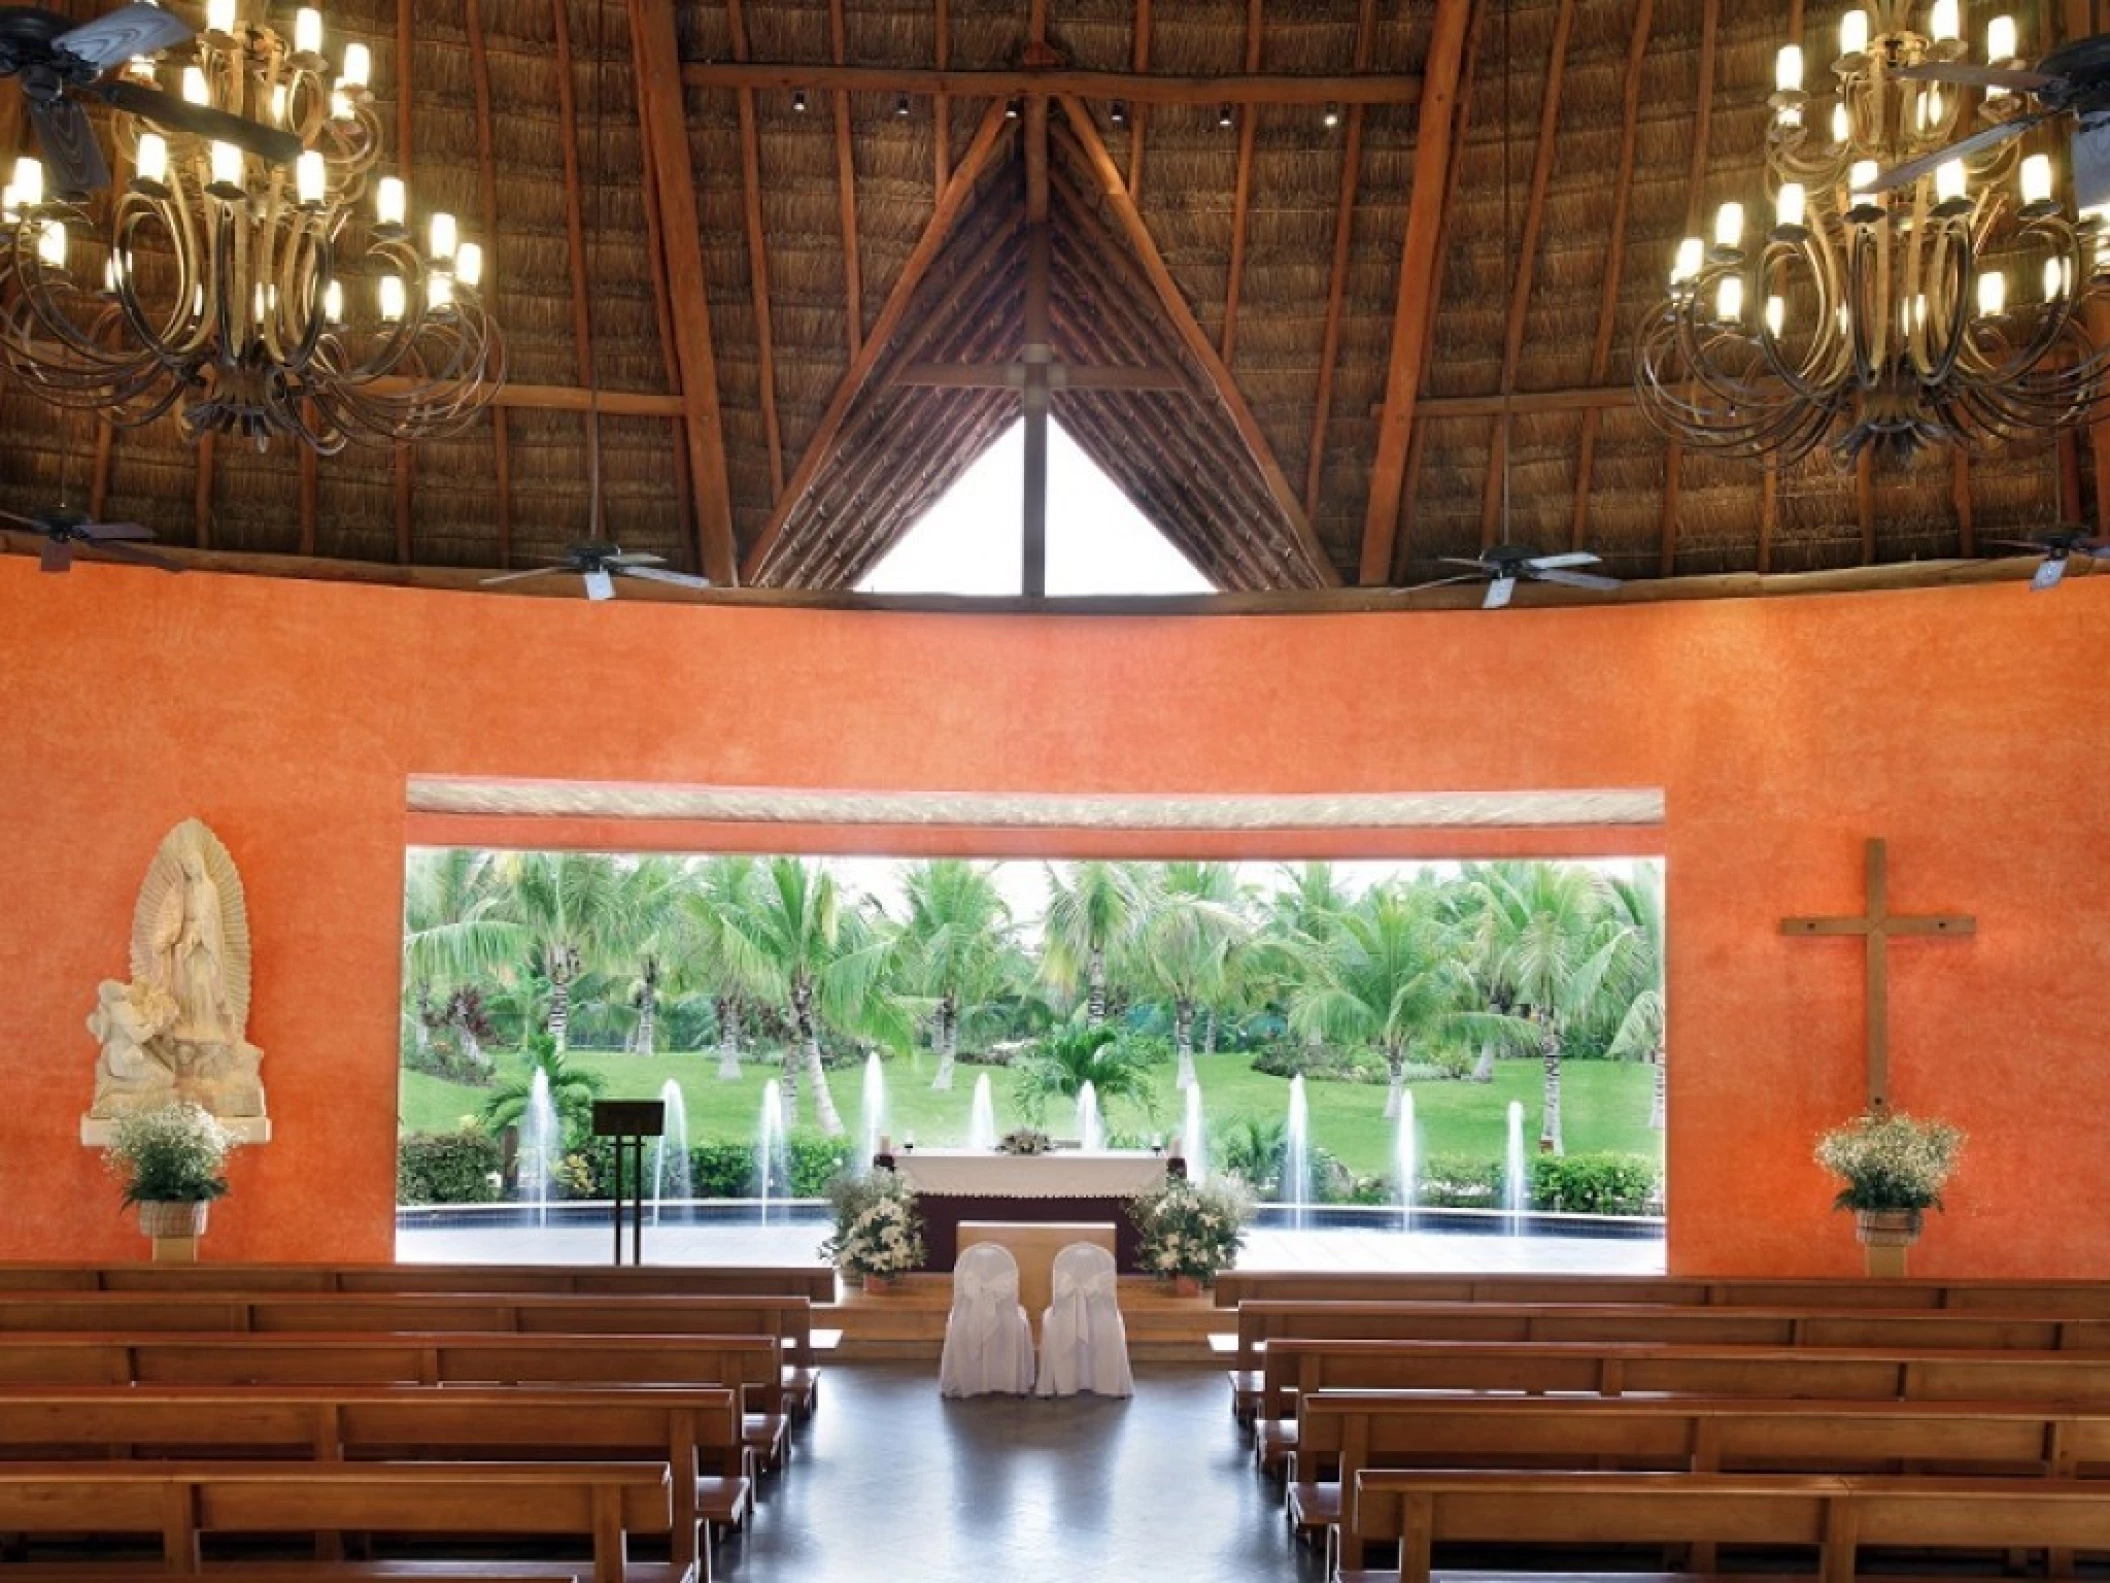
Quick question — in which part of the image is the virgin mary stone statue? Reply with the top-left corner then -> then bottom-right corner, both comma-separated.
82,819 -> 269,1143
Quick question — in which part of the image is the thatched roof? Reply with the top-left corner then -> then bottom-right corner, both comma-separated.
0,0 -> 2085,599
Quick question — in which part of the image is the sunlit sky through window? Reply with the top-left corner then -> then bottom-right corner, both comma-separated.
856,420 -> 1216,597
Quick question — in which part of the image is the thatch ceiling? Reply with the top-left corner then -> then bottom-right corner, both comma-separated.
0,0 -> 2088,599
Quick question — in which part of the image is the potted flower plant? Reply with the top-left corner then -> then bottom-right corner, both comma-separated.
104,1102 -> 238,1254
819,1169 -> 926,1292
1815,1110 -> 1963,1275
1128,1174 -> 1253,1295
997,1126 -> 1052,1156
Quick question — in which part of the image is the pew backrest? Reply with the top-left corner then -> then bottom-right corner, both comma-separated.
0,1262 -> 836,1301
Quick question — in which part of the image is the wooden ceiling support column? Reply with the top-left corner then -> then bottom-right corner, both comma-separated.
628,0 -> 740,586
1023,1 -> 1052,598
1357,0 -> 1474,586
1569,0 -> 1653,552
1057,98 -> 1336,585
394,0 -> 414,566
634,97 -> 697,558
465,0 -> 513,567
1220,0 -> 1264,363
1659,0 -> 1719,579
2066,0 -> 2110,531
1128,0 -> 1151,197
1477,0 -> 1574,551
1304,0 -> 1379,519
742,100 -> 1013,582
830,0 -> 864,356
727,0 -> 786,498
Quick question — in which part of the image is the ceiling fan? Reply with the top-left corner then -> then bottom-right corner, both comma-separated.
1409,547 -> 1623,611
0,2 -> 302,198
480,543 -> 712,602
0,505 -> 182,573
1874,35 -> 2110,203
1985,526 -> 2110,590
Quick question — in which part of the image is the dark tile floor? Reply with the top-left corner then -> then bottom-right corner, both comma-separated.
719,1360 -> 1328,1583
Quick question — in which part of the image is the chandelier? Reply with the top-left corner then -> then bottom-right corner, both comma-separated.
1634,2 -> 2110,464
0,0 -> 503,452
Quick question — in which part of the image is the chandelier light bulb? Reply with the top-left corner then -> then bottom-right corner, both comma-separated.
2021,153 -> 2053,205
270,85 -> 288,125
1322,102 -> 1340,129
294,7 -> 323,55
1831,101 -> 1850,144
427,273 -> 453,310
1987,13 -> 2017,60
1776,181 -> 1806,228
330,90 -> 353,122
342,41 -> 371,89
429,210 -> 458,261
0,185 -> 16,222
135,133 -> 167,187
1776,44 -> 1804,92
296,151 -> 325,205
323,279 -> 343,323
1935,158 -> 1966,204
1977,268 -> 2006,316
376,176 -> 406,228
36,219 -> 65,270
1765,293 -> 1786,336
1670,235 -> 1704,286
456,241 -> 484,288
1713,200 -> 1745,250
1839,8 -> 1870,56
206,0 -> 237,33
210,140 -> 244,192
2045,255 -> 2068,299
1930,0 -> 1960,43
183,68 -> 208,107
378,274 -> 406,321
13,156 -> 43,210
1715,275 -> 1745,323
1849,159 -> 1880,206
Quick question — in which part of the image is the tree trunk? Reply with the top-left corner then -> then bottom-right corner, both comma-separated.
1540,1022 -> 1565,1156
456,1020 -> 486,1072
1384,1043 -> 1404,1120
413,984 -> 433,1056
715,996 -> 742,1080
1470,1040 -> 1497,1083
790,979 -> 845,1137
1173,998 -> 1197,1090
635,959 -> 658,1057
1649,1041 -> 1666,1131
932,991 -> 958,1090
1086,949 -> 1107,1028
1204,1008 -> 1219,1057
548,977 -> 571,1053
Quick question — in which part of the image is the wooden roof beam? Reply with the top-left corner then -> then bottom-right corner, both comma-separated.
1305,0 -> 1379,519
682,61 -> 1421,107
742,100 -> 1015,583
1128,0 -> 1151,197
628,0 -> 740,585
726,0 -> 786,499
465,0 -> 513,568
1056,97 -> 1337,586
933,0 -> 951,193
1358,0 -> 1475,586
1660,0 -> 1720,579
1477,0 -> 1575,552
829,0 -> 864,358
394,0 -> 415,566
2063,0 -> 2110,531
1220,0 -> 1265,364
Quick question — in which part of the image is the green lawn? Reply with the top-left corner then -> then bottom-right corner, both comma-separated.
401,1047 -> 1660,1180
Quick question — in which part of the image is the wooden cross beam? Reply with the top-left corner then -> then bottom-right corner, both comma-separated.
1780,838 -> 1976,1114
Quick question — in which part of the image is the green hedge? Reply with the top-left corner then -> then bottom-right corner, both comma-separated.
397,1131 -> 504,1204
1528,1151 -> 1661,1216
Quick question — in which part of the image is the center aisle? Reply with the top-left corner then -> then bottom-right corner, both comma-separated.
719,1360 -> 1326,1583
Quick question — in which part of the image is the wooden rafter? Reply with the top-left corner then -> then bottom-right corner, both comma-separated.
682,61 -> 1421,108
727,0 -> 786,498
550,0 -> 596,398
194,433 -> 215,551
1304,0 -> 1379,519
1857,446 -> 1875,563
1128,0 -> 1151,196
741,100 -> 1014,583
1357,0 -> 1474,586
1951,448 -> 1975,556
394,0 -> 414,566
1660,0 -> 1720,579
829,0 -> 864,356
1477,0 -> 1575,551
933,0 -> 950,193
1754,0 -> 1803,572
1569,0 -> 1653,552
633,84 -> 697,561
1056,99 -> 1337,586
895,364 -> 1184,391
464,0 -> 513,568
627,0 -> 741,586
1220,0 -> 1264,363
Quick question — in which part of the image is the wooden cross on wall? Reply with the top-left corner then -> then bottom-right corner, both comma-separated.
1780,837 -> 1975,1114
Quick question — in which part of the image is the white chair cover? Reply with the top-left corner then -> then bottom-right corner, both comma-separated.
1036,1241 -> 1133,1398
938,1242 -> 1038,1397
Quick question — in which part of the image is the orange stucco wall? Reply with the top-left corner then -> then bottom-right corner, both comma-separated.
1,556 -> 2104,1274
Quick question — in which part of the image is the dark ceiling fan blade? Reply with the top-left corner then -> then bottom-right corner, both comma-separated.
618,564 -> 712,590
96,537 -> 184,572
1535,567 -> 1623,592
1438,556 -> 1494,571
604,551 -> 667,568
81,521 -> 154,542
96,80 -> 303,165
1984,536 -> 2062,551
54,3 -> 195,71
479,566 -> 565,587
583,568 -> 617,602
0,509 -> 47,531
38,537 -> 71,574
2032,556 -> 2071,591
1888,60 -> 2055,92
27,95 -> 109,197
1526,551 -> 1602,571
1401,573 -> 1488,594
1865,113 -> 2046,194
1483,575 -> 1518,611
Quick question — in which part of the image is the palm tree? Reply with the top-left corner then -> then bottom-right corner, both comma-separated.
1013,1024 -> 1157,1129
682,855 -> 772,1080
402,848 -> 527,1058
480,1036 -> 607,1142
893,860 -> 1019,1090
1467,863 -> 1616,1155
605,856 -> 695,1058
1040,861 -> 1146,1027
1288,881 -> 1471,1120
1600,863 -> 1667,1130
1130,862 -> 1250,1089
488,851 -> 623,1052
708,857 -> 907,1135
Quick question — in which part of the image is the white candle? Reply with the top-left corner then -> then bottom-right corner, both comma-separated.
1976,269 -> 2006,316
1840,8 -> 1870,55
296,151 -> 325,203
323,279 -> 344,323
13,155 -> 43,208
1714,200 -> 1746,249
36,219 -> 65,269
1765,294 -> 1786,336
136,133 -> 168,186
206,0 -> 237,33
1776,182 -> 1806,228
376,175 -> 406,227
294,7 -> 323,54
428,210 -> 457,261
1935,158 -> 1966,204
2021,152 -> 2053,204
1987,14 -> 2017,59
1776,43 -> 1804,92
455,241 -> 484,288
1670,235 -> 1704,285
1849,159 -> 1880,206
342,42 -> 371,89
378,273 -> 406,320
1716,275 -> 1744,323
209,140 -> 243,190
1930,0 -> 1960,43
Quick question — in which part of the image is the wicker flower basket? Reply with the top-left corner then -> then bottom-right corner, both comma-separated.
137,1200 -> 210,1239
1853,1208 -> 1923,1247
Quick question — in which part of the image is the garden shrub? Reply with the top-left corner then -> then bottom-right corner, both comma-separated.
397,1130 -> 504,1205
1528,1152 -> 1661,1216
1417,1152 -> 1506,1208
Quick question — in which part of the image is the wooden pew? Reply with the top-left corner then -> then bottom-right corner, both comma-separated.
1301,1390 -> 2110,1558
0,1263 -> 837,1301
1213,1269 -> 2110,1315
1345,1469 -> 2110,1583
0,1332 -> 790,1469
0,1384 -> 751,1573
0,1460 -> 678,1583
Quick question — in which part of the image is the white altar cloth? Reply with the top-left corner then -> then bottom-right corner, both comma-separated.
896,1150 -> 1167,1199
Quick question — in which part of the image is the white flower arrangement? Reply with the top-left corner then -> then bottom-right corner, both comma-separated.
1128,1174 -> 1252,1285
1816,1110 -> 1965,1221
819,1169 -> 927,1278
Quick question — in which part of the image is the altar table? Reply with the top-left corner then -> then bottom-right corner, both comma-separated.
894,1150 -> 1168,1272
